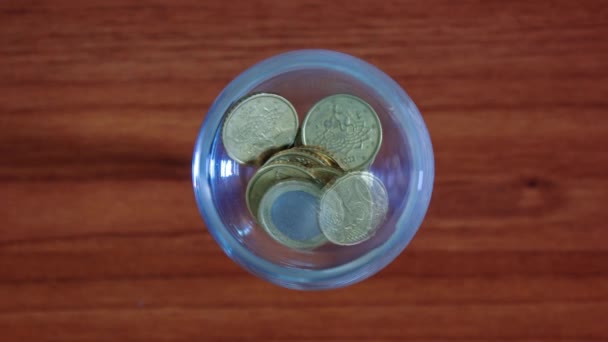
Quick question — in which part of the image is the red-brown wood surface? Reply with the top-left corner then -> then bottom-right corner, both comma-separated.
1,1 -> 607,340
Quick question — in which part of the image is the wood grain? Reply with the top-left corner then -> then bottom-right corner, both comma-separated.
1,0 -> 608,340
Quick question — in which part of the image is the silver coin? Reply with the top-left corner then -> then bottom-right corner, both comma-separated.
258,179 -> 328,250
222,93 -> 299,164
246,163 -> 318,219
318,172 -> 388,245
301,94 -> 382,170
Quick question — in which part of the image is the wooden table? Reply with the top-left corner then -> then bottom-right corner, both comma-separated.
2,1 -> 607,340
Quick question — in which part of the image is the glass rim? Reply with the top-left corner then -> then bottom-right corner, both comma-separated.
192,49 -> 434,289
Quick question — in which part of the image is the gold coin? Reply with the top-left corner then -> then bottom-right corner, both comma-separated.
302,94 -> 382,170
222,93 -> 298,164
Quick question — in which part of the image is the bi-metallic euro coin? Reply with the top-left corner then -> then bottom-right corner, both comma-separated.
258,179 -> 328,249
246,163 -> 318,220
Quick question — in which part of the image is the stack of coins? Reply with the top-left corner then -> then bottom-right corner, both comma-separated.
222,92 -> 389,249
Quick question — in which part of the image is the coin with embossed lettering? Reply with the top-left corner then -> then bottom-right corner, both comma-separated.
318,172 -> 388,245
264,149 -> 326,169
264,147 -> 344,184
222,93 -> 299,164
246,163 -> 318,219
310,166 -> 343,184
293,145 -> 343,169
258,179 -> 328,249
301,94 -> 382,170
